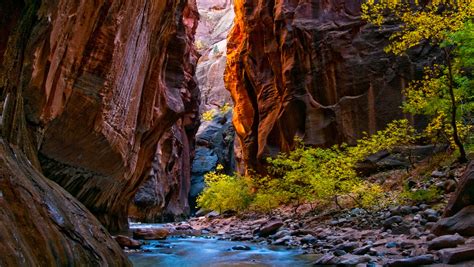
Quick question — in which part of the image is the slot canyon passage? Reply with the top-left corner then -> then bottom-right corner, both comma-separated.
0,0 -> 473,266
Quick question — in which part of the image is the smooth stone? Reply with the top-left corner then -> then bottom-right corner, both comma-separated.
133,228 -> 170,240
433,205 -> 474,236
334,242 -> 359,252
231,245 -> 251,251
257,220 -> 284,237
439,246 -> 474,264
386,254 -> 435,266
427,234 -> 465,250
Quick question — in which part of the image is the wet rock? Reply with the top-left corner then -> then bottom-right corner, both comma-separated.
386,254 -> 435,266
270,230 -> 291,240
114,235 -> 141,249
133,228 -> 170,240
427,234 -> 465,250
433,205 -> 474,236
257,220 -> 284,237
438,246 -> 474,264
385,242 -> 399,248
231,245 -> 251,251
273,236 -> 292,246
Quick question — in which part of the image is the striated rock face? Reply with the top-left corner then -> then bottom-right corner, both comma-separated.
225,0 -> 435,172
0,139 -> 130,266
1,0 -> 199,232
195,0 -> 234,112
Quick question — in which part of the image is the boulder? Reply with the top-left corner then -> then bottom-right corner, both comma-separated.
433,205 -> 474,236
386,254 -> 435,266
427,234 -> 465,250
114,235 -> 141,249
133,228 -> 170,240
438,246 -> 474,264
443,162 -> 474,217
257,220 -> 284,237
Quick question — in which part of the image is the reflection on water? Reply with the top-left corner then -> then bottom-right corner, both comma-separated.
128,236 -> 313,267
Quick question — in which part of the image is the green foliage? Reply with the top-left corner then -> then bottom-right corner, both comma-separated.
264,120 -> 415,209
362,0 -> 473,162
399,185 -> 441,204
219,103 -> 232,114
201,110 -> 215,122
196,120 -> 417,214
196,170 -> 252,213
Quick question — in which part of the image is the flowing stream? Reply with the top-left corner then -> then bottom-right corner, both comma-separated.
128,224 -> 313,267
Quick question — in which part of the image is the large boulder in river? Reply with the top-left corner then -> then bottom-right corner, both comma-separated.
133,228 -> 170,240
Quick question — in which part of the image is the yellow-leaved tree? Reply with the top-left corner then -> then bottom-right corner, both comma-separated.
362,0 -> 474,162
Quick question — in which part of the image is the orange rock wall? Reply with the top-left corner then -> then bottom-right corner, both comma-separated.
225,0 -> 432,172
1,0 -> 199,232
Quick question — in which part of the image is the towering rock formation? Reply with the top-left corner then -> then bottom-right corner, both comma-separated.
1,0 -> 199,237
225,0 -> 435,172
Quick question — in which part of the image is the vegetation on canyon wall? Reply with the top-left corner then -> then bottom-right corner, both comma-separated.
363,0 -> 473,162
197,0 -> 473,215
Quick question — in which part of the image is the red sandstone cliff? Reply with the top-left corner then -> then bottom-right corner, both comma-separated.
225,0 -> 436,173
1,0 -> 198,255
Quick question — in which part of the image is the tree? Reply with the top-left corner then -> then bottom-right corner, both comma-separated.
362,0 -> 473,162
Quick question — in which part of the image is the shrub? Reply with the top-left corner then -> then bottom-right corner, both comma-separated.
201,110 -> 215,122
399,185 -> 441,204
196,171 -> 252,213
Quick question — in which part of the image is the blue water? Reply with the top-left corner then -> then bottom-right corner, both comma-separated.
127,237 -> 313,267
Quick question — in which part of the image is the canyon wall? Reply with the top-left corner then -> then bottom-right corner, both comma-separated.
0,0 -> 199,235
225,0 -> 435,172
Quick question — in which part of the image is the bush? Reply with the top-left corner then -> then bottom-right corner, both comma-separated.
196,171 -> 252,213
201,110 -> 215,122
197,120 -> 417,213
399,185 -> 441,204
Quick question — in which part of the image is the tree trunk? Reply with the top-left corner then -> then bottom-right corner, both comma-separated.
444,48 -> 468,163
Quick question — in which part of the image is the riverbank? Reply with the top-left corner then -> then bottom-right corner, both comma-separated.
121,162 -> 474,266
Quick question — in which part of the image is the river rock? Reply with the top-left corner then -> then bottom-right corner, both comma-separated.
114,235 -> 141,249
338,254 -> 372,265
353,244 -> 373,255
438,246 -> 474,264
231,245 -> 251,251
383,216 -> 403,229
427,234 -> 465,250
257,220 -> 284,237
133,228 -> 170,240
314,254 -> 340,265
386,254 -> 435,266
334,242 -> 359,252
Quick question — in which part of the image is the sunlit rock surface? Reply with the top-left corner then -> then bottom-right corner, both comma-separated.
225,0 -> 436,172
